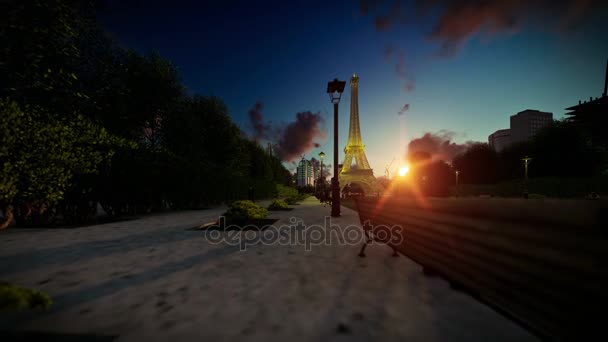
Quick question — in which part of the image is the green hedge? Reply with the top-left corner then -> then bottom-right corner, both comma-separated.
276,184 -> 298,199
286,193 -> 309,205
268,199 -> 289,210
223,200 -> 268,221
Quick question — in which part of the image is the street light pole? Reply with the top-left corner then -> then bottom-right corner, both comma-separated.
522,156 -> 532,181
319,151 -> 325,189
455,170 -> 460,197
521,156 -> 532,198
332,101 -> 340,216
327,78 -> 346,217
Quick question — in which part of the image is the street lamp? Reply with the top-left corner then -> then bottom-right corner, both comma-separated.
327,78 -> 346,217
455,170 -> 460,197
318,151 -> 325,189
521,156 -> 532,198
521,156 -> 532,181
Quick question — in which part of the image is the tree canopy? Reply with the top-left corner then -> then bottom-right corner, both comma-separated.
0,0 -> 294,227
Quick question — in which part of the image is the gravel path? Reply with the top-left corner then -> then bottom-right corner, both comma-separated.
0,198 -> 538,341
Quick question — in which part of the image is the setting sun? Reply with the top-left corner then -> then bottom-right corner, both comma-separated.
398,165 -> 410,177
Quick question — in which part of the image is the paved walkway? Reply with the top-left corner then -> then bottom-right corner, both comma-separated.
0,198 -> 538,341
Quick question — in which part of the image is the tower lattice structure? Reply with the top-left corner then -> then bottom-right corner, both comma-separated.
339,74 -> 380,194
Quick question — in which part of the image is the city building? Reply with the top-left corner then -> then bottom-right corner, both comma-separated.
488,129 -> 512,152
296,158 -> 315,187
489,109 -> 553,151
510,110 -> 553,145
565,59 -> 607,147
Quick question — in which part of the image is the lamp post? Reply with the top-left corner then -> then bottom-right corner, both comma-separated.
521,156 -> 532,181
455,170 -> 460,196
521,156 -> 532,198
327,78 -> 346,217
318,151 -> 325,189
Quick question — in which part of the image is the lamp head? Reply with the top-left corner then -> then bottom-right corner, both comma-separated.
327,78 -> 346,104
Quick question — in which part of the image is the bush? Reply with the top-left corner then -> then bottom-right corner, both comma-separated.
0,283 -> 52,311
276,184 -> 298,199
223,200 -> 268,221
286,193 -> 309,204
268,199 -> 289,210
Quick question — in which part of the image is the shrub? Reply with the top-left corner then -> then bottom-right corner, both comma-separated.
268,199 -> 289,210
0,283 -> 52,311
223,200 -> 268,221
286,193 -> 309,204
276,184 -> 298,199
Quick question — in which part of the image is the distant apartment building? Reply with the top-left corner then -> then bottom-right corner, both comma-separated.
488,109 -> 553,151
488,129 -> 511,152
296,158 -> 315,187
510,110 -> 553,145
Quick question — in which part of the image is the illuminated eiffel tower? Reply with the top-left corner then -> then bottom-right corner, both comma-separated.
339,74 -> 380,194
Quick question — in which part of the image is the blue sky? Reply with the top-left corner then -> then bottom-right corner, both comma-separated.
99,0 -> 608,174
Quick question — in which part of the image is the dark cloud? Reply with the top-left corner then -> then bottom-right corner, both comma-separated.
375,16 -> 393,31
383,45 -> 395,61
368,0 -> 405,30
248,101 -> 271,142
362,0 -> 605,56
275,111 -> 326,162
384,46 -> 415,92
247,104 -> 326,163
395,51 -> 407,78
407,130 -> 477,162
360,0 -> 386,15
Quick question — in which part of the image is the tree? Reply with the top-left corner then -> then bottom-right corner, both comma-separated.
1,1 -> 294,226
453,143 -> 500,184
0,0 -> 101,112
0,99 -> 125,228
419,160 -> 454,197
529,120 -> 601,177
162,96 -> 241,169
98,51 -> 183,140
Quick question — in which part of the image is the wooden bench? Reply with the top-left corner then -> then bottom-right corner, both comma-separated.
354,197 -> 400,258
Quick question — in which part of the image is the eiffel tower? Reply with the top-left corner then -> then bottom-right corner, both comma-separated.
339,74 -> 380,194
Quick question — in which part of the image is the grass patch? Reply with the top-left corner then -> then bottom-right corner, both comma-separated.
0,282 -> 52,311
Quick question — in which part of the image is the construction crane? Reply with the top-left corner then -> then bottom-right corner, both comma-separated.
385,157 -> 395,179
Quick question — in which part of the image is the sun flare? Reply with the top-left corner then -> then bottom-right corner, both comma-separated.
398,165 -> 410,177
